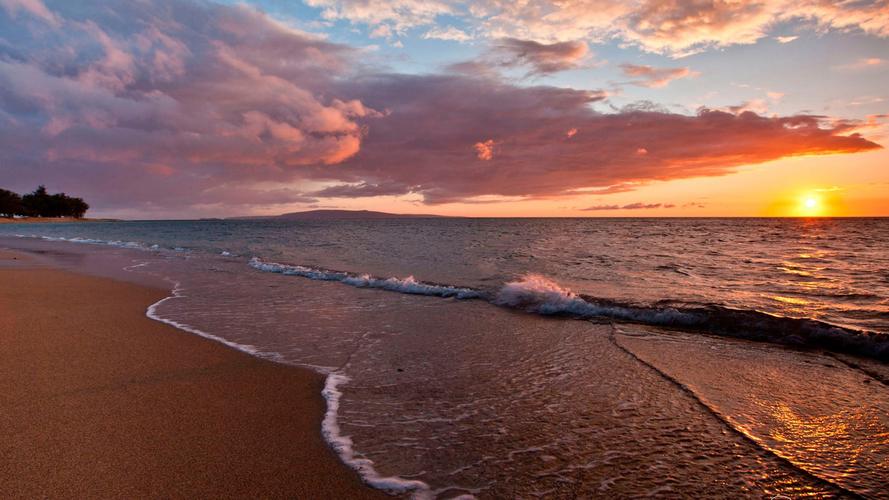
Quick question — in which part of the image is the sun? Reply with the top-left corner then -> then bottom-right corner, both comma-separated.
798,193 -> 826,216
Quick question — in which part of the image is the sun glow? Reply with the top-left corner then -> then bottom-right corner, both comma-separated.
798,193 -> 826,217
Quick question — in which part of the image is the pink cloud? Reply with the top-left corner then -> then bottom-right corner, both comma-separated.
303,1 -> 889,56
0,0 -> 882,217
835,57 -> 887,70
318,74 -> 879,204
0,0 -> 59,26
620,64 -> 697,88
583,202 -> 672,211
474,139 -> 497,160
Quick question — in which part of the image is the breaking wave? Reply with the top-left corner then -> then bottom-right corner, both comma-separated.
496,275 -> 889,362
247,258 -> 888,362
249,257 -> 481,299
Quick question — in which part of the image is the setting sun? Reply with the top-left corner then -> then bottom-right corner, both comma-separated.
797,192 -> 829,217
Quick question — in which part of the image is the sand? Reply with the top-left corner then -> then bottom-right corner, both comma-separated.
0,250 -> 386,498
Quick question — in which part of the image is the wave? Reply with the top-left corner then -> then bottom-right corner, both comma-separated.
249,257 -> 481,299
496,275 -> 889,362
13,234 -> 189,253
144,279 -> 432,497
146,280 -> 281,361
17,228 -> 885,363
321,374 -> 433,498
495,274 -> 704,324
35,235 -> 152,250
248,256 -> 888,362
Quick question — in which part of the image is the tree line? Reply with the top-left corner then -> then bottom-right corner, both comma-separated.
0,186 -> 90,219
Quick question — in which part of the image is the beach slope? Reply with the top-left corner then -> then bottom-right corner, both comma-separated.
0,251 -> 384,498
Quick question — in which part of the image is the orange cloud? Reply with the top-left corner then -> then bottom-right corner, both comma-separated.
620,64 -> 697,88
474,139 -> 496,160
306,1 -> 889,56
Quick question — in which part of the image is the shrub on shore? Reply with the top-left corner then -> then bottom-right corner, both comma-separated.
0,186 -> 89,219
0,188 -> 22,218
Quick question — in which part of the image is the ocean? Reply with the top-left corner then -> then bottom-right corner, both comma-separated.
2,217 -> 887,498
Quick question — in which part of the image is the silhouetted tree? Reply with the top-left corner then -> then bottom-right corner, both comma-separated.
22,185 -> 50,217
18,186 -> 90,218
0,188 -> 22,218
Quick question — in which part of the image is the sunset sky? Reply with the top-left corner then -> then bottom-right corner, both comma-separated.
1,0 -> 887,218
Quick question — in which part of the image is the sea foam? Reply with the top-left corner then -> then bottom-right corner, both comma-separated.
249,257 -> 481,299
146,280 -> 280,361
495,274 -> 889,361
495,274 -> 699,325
321,373 -> 433,498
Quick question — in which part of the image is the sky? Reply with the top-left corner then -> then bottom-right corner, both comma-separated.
0,0 -> 887,218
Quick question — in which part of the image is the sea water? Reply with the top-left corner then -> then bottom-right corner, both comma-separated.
2,217 -> 887,498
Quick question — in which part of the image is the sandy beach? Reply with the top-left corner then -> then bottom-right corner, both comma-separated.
0,250 -> 385,498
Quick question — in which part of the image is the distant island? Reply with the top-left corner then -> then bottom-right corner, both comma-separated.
231,209 -> 451,220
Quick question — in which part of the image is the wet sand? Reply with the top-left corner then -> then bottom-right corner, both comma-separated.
0,250 -> 385,498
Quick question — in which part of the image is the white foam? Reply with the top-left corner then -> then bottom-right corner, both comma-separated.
495,274 -> 699,325
146,277 -> 432,497
249,257 -> 481,299
145,280 -> 281,361
321,373 -> 433,498
495,274 -> 595,315
15,234 -> 155,251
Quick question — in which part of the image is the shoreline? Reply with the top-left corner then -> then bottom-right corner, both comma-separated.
0,217 -> 118,224
0,249 -> 386,498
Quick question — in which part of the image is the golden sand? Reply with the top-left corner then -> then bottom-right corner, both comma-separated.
0,250 -> 385,498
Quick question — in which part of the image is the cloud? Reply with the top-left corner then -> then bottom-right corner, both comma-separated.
301,1 -> 889,56
321,74 -> 879,204
834,57 -> 887,70
728,99 -> 771,114
490,38 -> 589,75
474,139 -> 497,160
0,0 -> 382,213
304,0 -> 454,35
774,35 -> 798,43
310,181 -> 412,198
582,202 -> 672,211
448,37 -> 590,77
620,64 -> 697,88
0,0 -> 59,26
0,0 -> 882,217
423,25 -> 472,42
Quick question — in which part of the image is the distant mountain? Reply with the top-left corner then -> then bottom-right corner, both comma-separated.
232,209 -> 450,220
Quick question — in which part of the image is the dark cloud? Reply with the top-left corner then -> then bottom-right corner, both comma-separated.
492,38 -> 589,75
320,72 -> 879,204
449,38 -> 589,77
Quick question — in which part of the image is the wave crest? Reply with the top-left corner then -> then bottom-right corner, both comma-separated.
495,274 -> 888,361
249,257 -> 481,299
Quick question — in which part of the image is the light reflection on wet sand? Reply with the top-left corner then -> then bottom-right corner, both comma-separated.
617,326 -> 889,497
